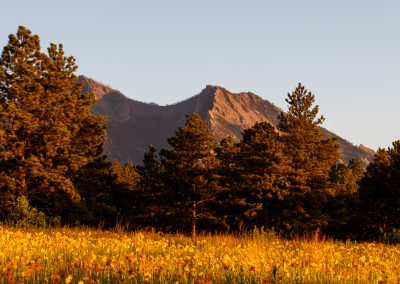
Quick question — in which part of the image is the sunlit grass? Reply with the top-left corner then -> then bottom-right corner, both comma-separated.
0,225 -> 399,283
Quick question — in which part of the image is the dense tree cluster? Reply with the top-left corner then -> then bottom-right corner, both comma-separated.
131,85 -> 398,240
0,27 -> 399,241
359,142 -> 400,238
0,27 -> 126,226
0,27 -> 106,212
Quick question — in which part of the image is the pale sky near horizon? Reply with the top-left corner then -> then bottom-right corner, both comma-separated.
1,1 -> 399,151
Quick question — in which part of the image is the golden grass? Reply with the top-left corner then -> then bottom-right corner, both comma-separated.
0,225 -> 399,283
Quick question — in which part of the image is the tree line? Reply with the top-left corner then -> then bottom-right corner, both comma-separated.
0,27 -> 399,241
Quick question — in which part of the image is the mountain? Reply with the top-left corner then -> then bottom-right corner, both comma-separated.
79,76 -> 375,165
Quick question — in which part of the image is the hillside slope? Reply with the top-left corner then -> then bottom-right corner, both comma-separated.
80,76 -> 375,165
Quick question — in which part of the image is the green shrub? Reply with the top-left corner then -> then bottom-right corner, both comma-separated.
6,196 -> 47,227
383,228 -> 400,244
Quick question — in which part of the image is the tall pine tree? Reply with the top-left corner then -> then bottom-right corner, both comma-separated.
278,83 -> 339,234
227,122 -> 288,229
215,137 -> 243,231
160,113 -> 222,236
134,145 -> 165,229
0,26 -> 106,217
359,140 -> 400,237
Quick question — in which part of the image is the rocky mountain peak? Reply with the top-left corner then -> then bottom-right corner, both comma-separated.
83,77 -> 375,165
78,75 -> 120,100
206,87 -> 282,140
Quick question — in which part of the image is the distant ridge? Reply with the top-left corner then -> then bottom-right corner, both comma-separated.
79,76 -> 375,165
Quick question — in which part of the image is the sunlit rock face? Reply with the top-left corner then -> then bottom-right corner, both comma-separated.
79,76 -> 375,165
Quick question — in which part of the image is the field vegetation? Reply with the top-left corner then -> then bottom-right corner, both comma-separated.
0,225 -> 399,283
1,25 -> 400,284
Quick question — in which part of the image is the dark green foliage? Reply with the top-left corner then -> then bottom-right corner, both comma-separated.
139,145 -> 162,195
71,157 -> 118,226
217,123 -> 289,231
324,158 -> 365,239
277,83 -> 339,235
160,113 -> 223,236
0,26 -> 106,221
215,137 -> 243,231
133,145 -> 165,228
238,122 -> 288,227
278,83 -> 339,191
51,157 -> 140,228
359,141 -> 400,237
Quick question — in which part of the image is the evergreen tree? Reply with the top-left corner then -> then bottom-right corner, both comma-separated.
215,137 -> 243,231
359,141 -> 400,237
329,158 -> 364,195
160,113 -> 222,236
111,160 -> 140,226
234,122 -> 288,228
325,158 -> 365,239
139,145 -> 162,195
135,145 -> 165,229
277,83 -> 339,234
71,157 -> 120,226
73,158 -> 140,228
113,160 -> 139,190
0,27 -> 106,217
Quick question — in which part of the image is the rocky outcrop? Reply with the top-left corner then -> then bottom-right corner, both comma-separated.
80,76 -> 375,165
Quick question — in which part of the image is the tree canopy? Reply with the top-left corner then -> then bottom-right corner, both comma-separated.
359,141 -> 400,236
0,26 -> 106,216
277,83 -> 339,234
159,113 -> 222,236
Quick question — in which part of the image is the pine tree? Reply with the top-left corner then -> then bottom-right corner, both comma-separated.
113,160 -> 139,190
329,158 -> 364,195
0,27 -> 106,217
135,145 -> 165,229
215,137 -> 243,231
160,113 -> 221,236
71,157 -> 119,226
139,145 -> 162,195
278,83 -> 339,234
325,158 -> 365,239
359,140 -> 400,237
234,122 -> 288,228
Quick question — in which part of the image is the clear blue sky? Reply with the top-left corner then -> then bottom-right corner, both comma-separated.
1,1 -> 399,150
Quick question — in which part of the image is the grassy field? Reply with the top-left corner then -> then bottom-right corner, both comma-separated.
0,226 -> 399,283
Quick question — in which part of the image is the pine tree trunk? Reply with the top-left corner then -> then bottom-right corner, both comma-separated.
192,203 -> 197,237
263,199 -> 269,228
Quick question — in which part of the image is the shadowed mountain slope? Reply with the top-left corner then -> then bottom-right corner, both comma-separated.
79,76 -> 375,165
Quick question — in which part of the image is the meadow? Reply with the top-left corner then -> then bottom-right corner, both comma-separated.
0,226 -> 399,283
